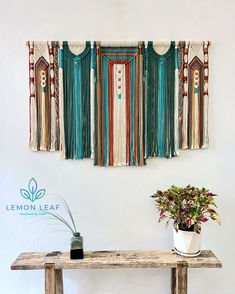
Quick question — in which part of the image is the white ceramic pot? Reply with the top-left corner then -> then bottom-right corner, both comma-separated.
173,228 -> 201,257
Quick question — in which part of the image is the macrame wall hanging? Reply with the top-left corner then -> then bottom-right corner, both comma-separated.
28,41 -> 210,167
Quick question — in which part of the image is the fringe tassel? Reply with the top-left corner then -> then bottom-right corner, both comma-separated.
182,42 -> 189,149
90,41 -> 95,158
191,91 -> 200,149
30,96 -> 38,151
59,44 -> 65,158
49,42 -> 57,151
40,89 -> 47,150
28,41 -> 38,151
50,97 -> 57,151
113,64 -> 126,166
174,43 -> 180,155
138,42 -> 144,165
202,41 -> 209,148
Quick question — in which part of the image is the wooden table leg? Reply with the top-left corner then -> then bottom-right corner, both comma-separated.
45,263 -> 56,294
177,261 -> 188,294
171,268 -> 177,294
55,269 -> 64,294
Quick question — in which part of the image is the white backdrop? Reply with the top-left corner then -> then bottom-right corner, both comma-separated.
1,0 -> 235,293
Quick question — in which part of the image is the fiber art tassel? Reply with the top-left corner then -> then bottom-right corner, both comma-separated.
30,96 -> 38,151
40,70 -> 47,150
177,41 -> 185,149
62,41 -> 91,159
59,43 -> 65,158
34,42 -> 51,151
94,42 -> 102,166
90,41 -> 95,158
94,43 -> 144,166
48,42 -> 57,151
192,71 -> 200,149
146,41 -> 176,159
187,41 -> 205,149
113,64 -> 126,166
144,41 -> 148,160
50,97 -> 57,151
202,41 -> 209,148
174,42 -> 180,156
138,42 -> 144,166
182,41 -> 189,149
28,41 -> 38,151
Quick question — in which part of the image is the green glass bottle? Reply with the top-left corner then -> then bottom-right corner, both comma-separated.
70,232 -> 84,259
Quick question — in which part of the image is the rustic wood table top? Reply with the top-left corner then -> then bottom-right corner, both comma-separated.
11,250 -> 222,270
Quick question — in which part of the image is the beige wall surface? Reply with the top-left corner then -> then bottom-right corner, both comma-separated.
0,0 -> 235,293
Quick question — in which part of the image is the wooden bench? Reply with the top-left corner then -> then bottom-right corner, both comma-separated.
11,250 -> 222,294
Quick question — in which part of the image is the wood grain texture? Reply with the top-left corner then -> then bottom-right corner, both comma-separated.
55,269 -> 63,294
45,263 -> 56,294
171,268 -> 177,294
11,250 -> 222,270
177,262 -> 188,294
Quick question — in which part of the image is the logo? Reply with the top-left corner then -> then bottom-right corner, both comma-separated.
5,178 -> 60,216
20,178 -> 46,202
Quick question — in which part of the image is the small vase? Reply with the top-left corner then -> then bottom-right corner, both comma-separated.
173,228 -> 201,257
70,232 -> 84,259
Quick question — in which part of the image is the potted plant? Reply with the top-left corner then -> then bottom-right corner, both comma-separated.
151,185 -> 221,257
41,196 -> 84,260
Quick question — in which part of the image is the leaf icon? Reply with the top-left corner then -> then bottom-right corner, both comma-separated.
35,189 -> 46,200
20,189 -> 31,200
28,178 -> 37,194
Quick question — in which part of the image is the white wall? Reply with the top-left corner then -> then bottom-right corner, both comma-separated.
1,0 -> 235,293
